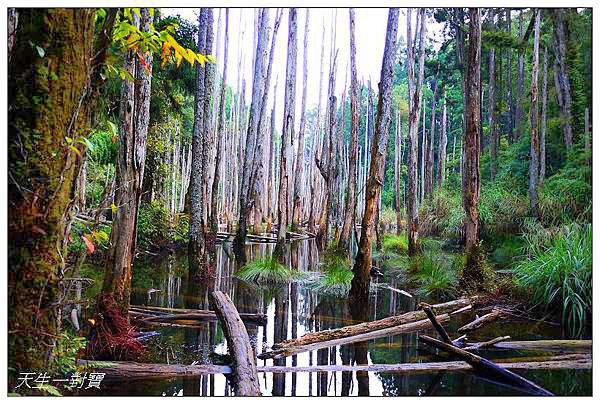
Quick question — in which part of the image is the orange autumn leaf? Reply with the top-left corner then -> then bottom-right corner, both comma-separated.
82,234 -> 95,254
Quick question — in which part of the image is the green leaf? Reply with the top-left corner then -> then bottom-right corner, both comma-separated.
68,145 -> 81,157
97,8 -> 106,19
111,203 -> 117,215
36,46 -> 45,58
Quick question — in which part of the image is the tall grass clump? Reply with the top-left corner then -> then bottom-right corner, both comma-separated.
304,245 -> 354,296
235,256 -> 304,284
510,223 -> 591,336
413,253 -> 459,298
382,234 -> 408,256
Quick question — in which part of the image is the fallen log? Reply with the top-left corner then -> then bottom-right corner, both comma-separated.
259,313 -> 452,360
210,291 -> 261,396
272,297 -> 476,351
420,303 -> 454,344
129,305 -> 267,324
418,335 -> 554,396
464,339 -> 592,353
79,354 -> 591,379
458,309 -> 504,332
465,336 -> 511,351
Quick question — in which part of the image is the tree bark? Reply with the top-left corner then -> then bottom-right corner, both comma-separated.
462,8 -> 482,283
339,10 -> 360,252
210,9 -> 230,233
529,9 -> 541,214
407,8 -> 426,256
103,9 -> 153,316
437,93 -> 448,190
8,8 -> 97,371
274,8 -> 298,258
292,9 -> 310,230
349,8 -> 399,301
488,12 -> 498,181
554,9 -> 574,150
515,10 -> 525,142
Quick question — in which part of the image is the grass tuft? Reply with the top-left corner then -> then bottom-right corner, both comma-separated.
235,257 -> 304,284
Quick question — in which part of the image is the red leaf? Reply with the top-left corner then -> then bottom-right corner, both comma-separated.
82,235 -> 95,254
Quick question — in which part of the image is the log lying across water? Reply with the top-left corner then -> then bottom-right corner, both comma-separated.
259,313 -> 453,360
419,335 -> 554,396
129,305 -> 267,324
464,339 -> 592,352
271,297 -> 476,351
457,309 -> 504,332
79,353 -> 591,379
210,291 -> 261,396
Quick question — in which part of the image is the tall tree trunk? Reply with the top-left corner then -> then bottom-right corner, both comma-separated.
539,46 -> 548,186
274,8 -> 298,258
395,109 -> 403,234
8,8 -> 97,371
488,12 -> 498,181
188,8 -> 210,282
461,8 -> 482,285
103,9 -> 153,316
529,9 -> 541,214
426,68 -> 439,201
234,9 -> 268,252
350,7 -> 399,302
437,93 -> 448,190
292,9 -> 310,230
515,11 -> 525,142
210,9 -> 229,233
554,9 -> 574,150
202,11 -> 216,228
507,9 -> 514,144
339,8 -> 359,252
407,8 -> 426,256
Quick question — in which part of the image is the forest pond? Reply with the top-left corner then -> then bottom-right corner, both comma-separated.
77,240 -> 591,396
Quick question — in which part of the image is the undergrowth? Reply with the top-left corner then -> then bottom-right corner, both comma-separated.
235,256 -> 304,284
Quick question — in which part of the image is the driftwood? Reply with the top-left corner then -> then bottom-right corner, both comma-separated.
464,336 -> 511,351
464,339 -> 592,352
458,309 -> 504,332
419,335 -> 554,396
80,354 -> 591,379
420,303 -> 454,344
210,291 -> 261,396
272,297 -> 475,351
259,313 -> 453,360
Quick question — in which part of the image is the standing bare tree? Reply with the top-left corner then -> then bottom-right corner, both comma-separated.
395,109 -> 403,234
407,8 -> 426,256
529,9 -> 541,214
292,9 -> 310,230
488,11 -> 498,181
350,8 -> 399,300
437,93 -> 448,190
539,45 -> 548,186
553,9 -> 574,150
338,8 -> 360,252
461,8 -> 483,285
274,8 -> 298,258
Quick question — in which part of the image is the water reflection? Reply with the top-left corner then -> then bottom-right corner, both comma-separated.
78,239 -> 591,397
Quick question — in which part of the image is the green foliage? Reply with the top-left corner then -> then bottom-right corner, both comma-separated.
137,200 -> 171,249
235,257 -> 304,284
538,150 -> 592,226
382,234 -> 408,255
88,127 -> 118,165
413,252 -> 459,298
509,223 -> 592,336
51,331 -> 87,374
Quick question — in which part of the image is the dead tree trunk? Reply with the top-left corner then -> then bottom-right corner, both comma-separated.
339,9 -> 360,252
539,46 -> 548,186
461,8 -> 483,285
529,9 -> 541,214
349,8 -> 399,301
210,9 -> 230,233
407,8 -> 426,256
437,93 -> 448,190
274,8 -> 298,258
553,9 -> 574,150
488,12 -> 498,181
292,9 -> 310,231
395,109 -> 403,234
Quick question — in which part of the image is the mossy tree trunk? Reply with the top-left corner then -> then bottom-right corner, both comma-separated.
350,8 -> 399,301
529,9 -> 541,215
8,8 -> 97,371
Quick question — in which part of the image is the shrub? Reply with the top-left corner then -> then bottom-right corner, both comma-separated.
414,252 -> 459,298
380,206 -> 398,232
235,257 -> 304,284
137,201 -> 171,249
510,222 -> 592,336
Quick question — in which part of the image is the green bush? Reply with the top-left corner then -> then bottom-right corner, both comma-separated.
413,252 -> 459,298
510,222 -> 592,336
137,200 -> 171,249
235,257 -> 304,284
